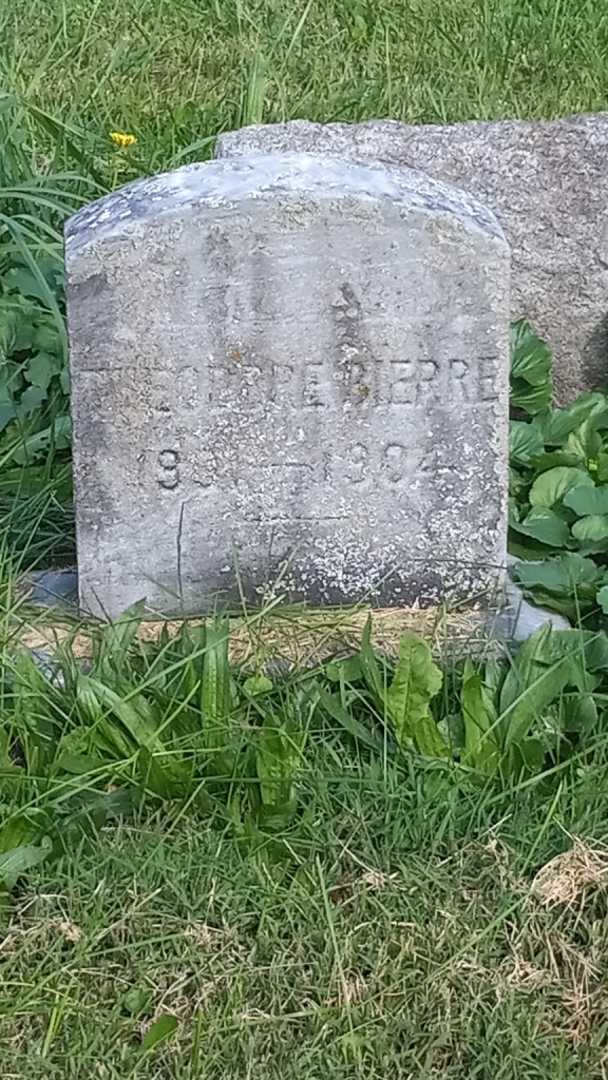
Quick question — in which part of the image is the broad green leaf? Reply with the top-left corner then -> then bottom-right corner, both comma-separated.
510,319 -> 552,415
76,675 -> 162,754
325,655 -> 363,683
25,351 -> 59,390
509,507 -> 570,548
11,415 -> 71,465
385,634 -> 446,755
121,988 -> 152,1016
63,789 -> 133,832
55,728 -> 107,775
508,536 -> 564,562
513,589 -> 579,618
518,737 -> 545,772
512,553 -> 600,596
5,266 -> 54,304
0,402 -> 16,433
33,323 -> 62,353
256,720 -> 299,810
499,626 -> 572,746
414,714 -> 451,757
532,451 -> 585,472
571,515 -> 608,543
511,377 -> 552,417
138,748 -> 190,799
460,659 -> 499,772
563,485 -> 608,516
141,1015 -> 178,1052
0,837 -> 53,889
56,749 -> 107,775
509,420 -> 544,465
536,393 -> 608,446
561,693 -> 598,733
243,673 -> 273,696
16,385 -> 46,415
573,628 -> 608,672
500,627 -> 602,747
565,417 -> 603,461
529,467 -> 594,509
511,320 -> 553,387
10,313 -> 36,354
597,585 -> 608,614
0,814 -> 43,853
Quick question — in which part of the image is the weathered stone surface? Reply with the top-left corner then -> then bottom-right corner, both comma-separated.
65,152 -> 509,618
217,115 -> 608,402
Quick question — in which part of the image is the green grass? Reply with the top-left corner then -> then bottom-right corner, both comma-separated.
4,0 -> 608,187
4,580 -> 608,1074
4,777 -> 608,1078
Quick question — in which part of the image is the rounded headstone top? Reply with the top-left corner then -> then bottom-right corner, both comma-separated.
65,151 -> 506,252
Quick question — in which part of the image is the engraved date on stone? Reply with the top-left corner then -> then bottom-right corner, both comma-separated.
157,449 -> 179,489
326,442 -> 433,485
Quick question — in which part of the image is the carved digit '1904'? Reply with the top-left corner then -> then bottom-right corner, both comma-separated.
329,442 -> 412,484
344,442 -> 369,483
157,449 -> 179,489
382,442 -> 408,483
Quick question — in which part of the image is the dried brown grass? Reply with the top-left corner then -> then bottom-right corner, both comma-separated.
532,840 -> 608,908
15,602 -> 494,669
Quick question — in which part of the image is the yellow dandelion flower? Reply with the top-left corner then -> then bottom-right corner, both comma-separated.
109,131 -> 137,149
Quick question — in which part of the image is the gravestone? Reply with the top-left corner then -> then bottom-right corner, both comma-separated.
216,115 -> 608,402
65,152 -> 510,619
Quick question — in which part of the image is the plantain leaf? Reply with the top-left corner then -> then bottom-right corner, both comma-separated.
25,351 -> 61,390
512,553 -> 600,594
561,693 -> 598,733
531,451 -> 586,472
529,467 -> 594,509
565,417 -> 603,461
201,617 -> 231,750
509,507 -> 570,548
0,836 -> 53,889
509,420 -> 544,465
141,1015 -> 178,1052
536,393 -> 608,446
243,674 -> 273,697
255,719 -> 299,811
510,319 -> 553,415
499,626 -> 599,748
325,655 -> 363,683
460,659 -> 500,772
563,485 -> 608,516
385,634 -> 446,755
571,515 -> 608,543
518,737 -> 545,772
512,554 -> 601,617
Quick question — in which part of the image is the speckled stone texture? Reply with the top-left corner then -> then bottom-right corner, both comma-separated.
216,115 -> 608,403
65,152 -> 509,618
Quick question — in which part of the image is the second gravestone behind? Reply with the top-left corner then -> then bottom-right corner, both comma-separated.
65,153 -> 510,618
